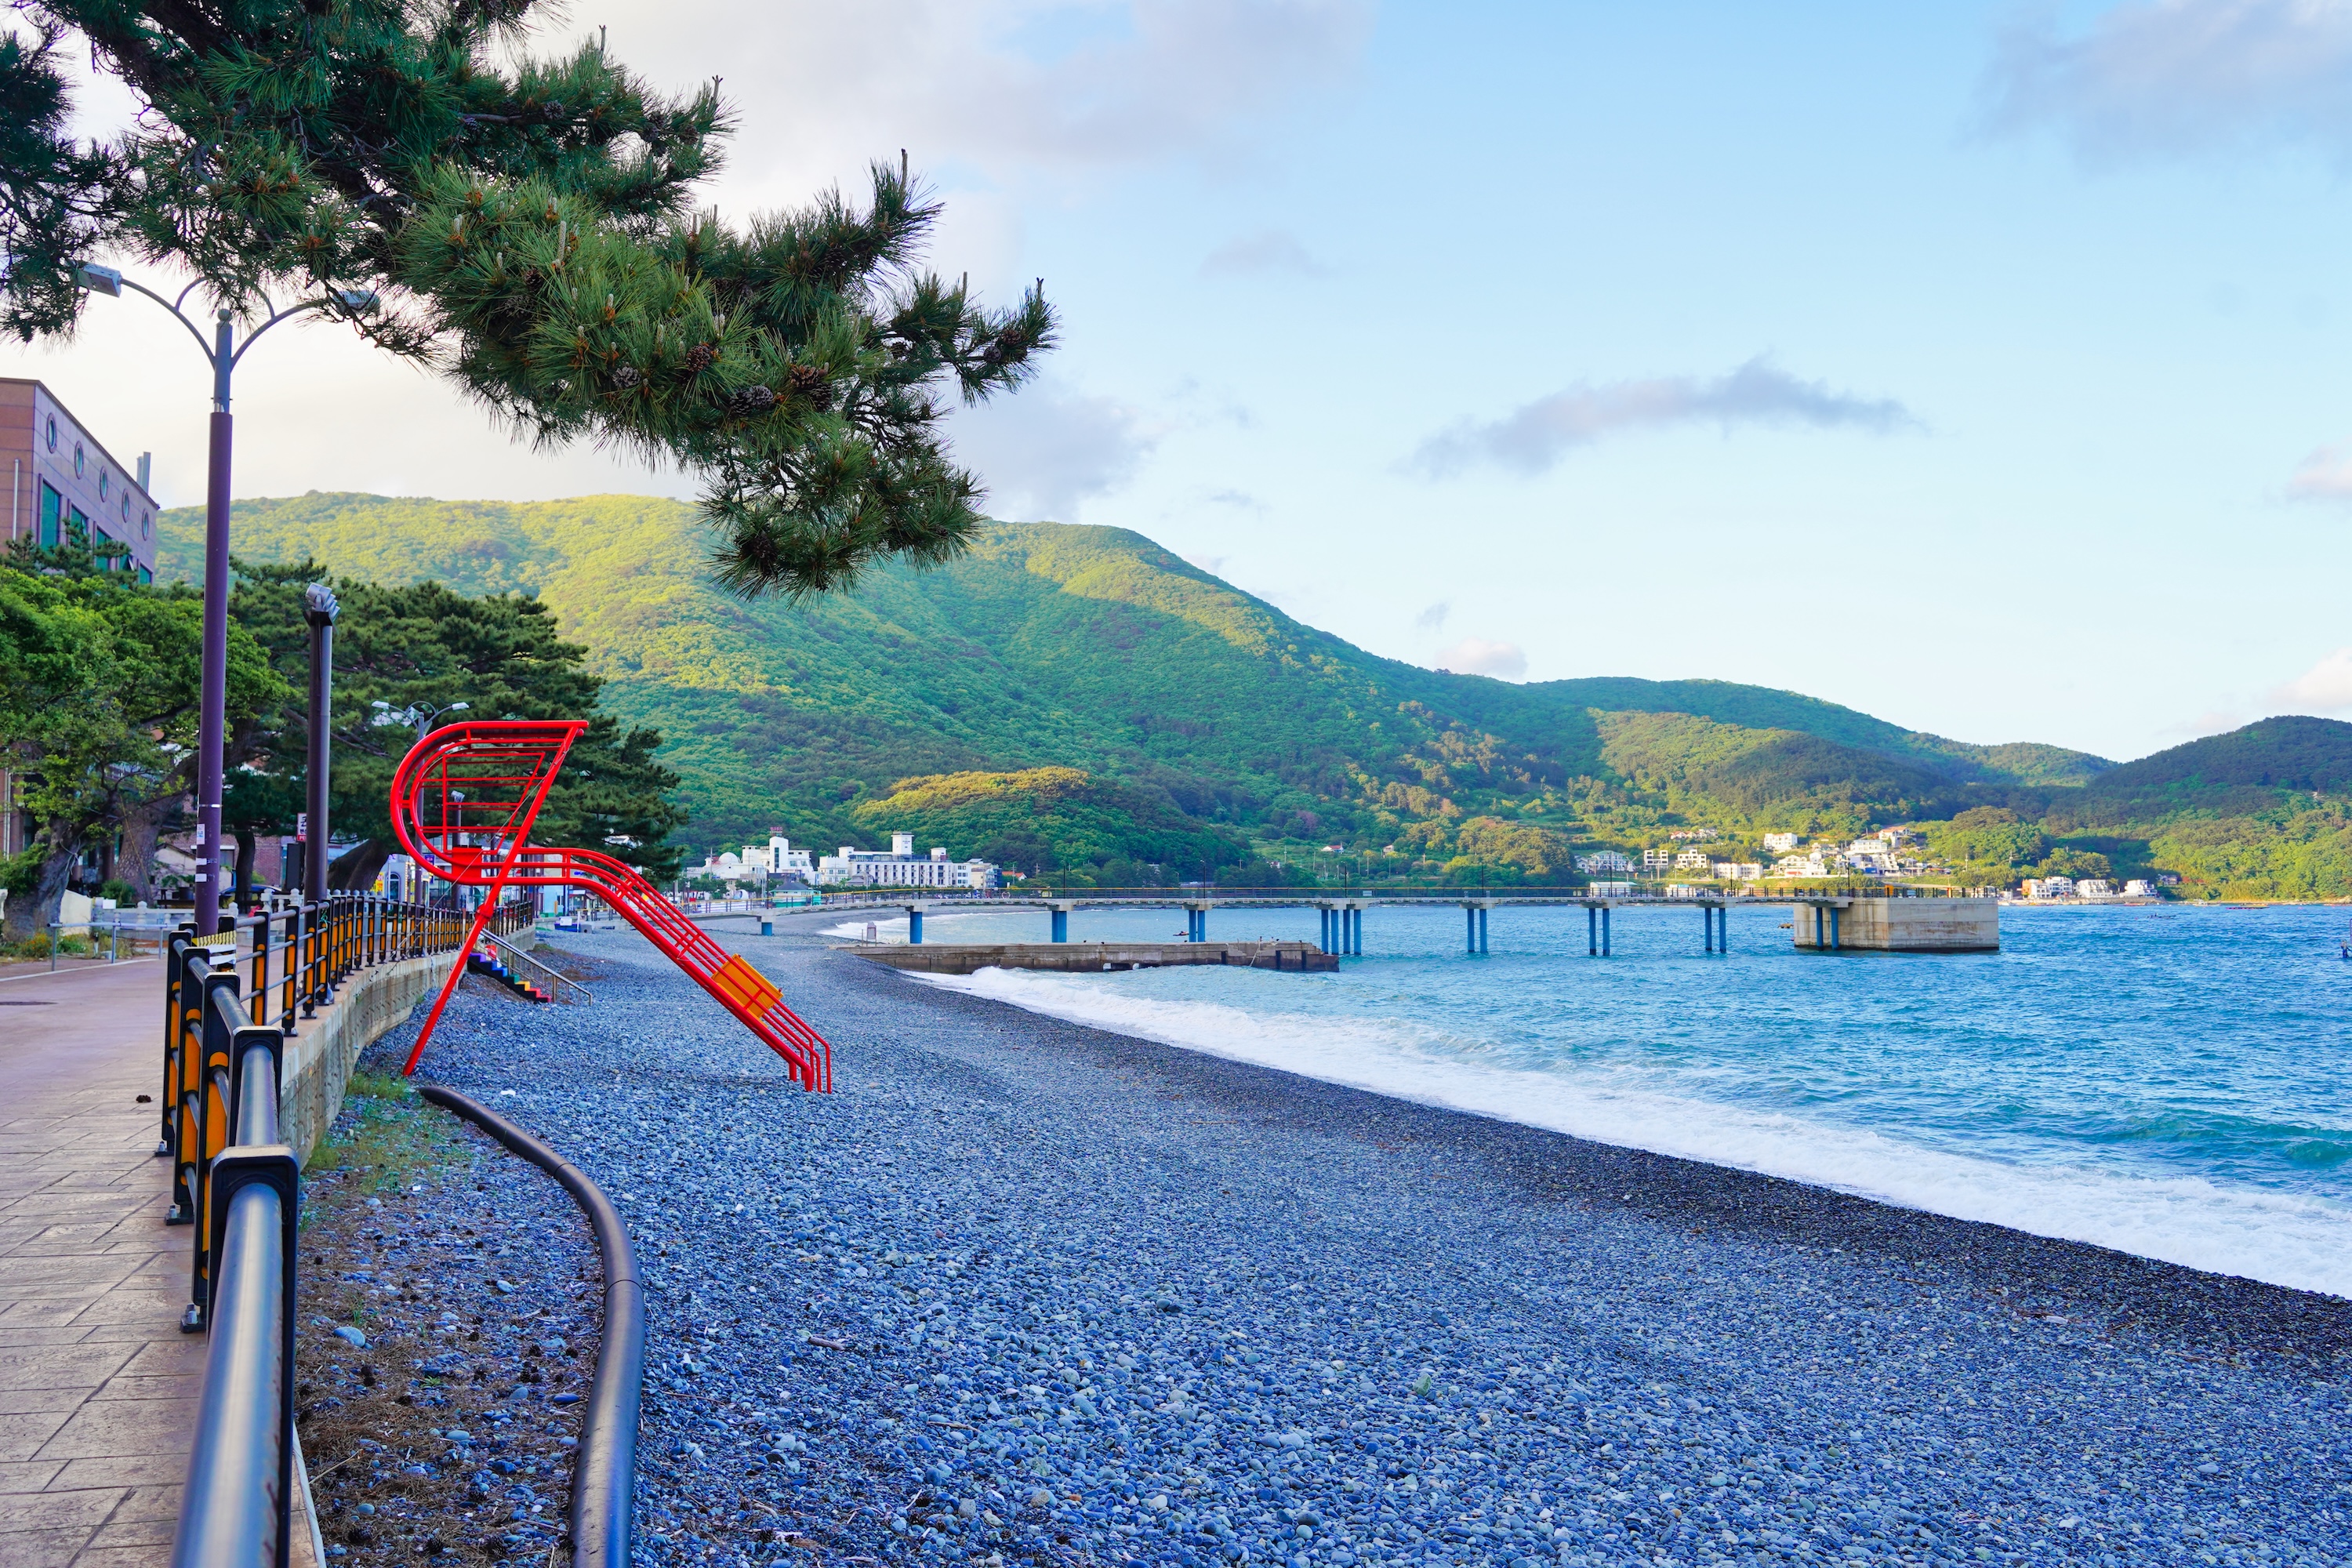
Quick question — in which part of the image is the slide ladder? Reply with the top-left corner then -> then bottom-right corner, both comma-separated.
388,720 -> 831,1090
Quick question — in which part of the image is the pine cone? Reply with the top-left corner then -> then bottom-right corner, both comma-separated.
683,344 -> 717,374
608,365 -> 644,391
785,363 -> 831,409
728,385 -> 776,416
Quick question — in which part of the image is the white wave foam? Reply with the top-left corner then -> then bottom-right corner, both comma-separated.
910,967 -> 2352,1299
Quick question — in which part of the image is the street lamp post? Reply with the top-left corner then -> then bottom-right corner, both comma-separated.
301,584 -> 339,904
71,263 -> 377,935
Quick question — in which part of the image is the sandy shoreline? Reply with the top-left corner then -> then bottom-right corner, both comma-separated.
387,920 -> 2352,1566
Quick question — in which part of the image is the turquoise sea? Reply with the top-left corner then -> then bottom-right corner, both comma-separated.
828,900 -> 2352,1298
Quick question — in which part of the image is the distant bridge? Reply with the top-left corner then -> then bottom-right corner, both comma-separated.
673,885 -> 1997,956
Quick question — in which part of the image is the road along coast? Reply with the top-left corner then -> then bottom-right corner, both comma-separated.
366,918 -> 2352,1568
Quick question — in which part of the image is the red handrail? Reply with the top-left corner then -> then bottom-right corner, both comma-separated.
389,722 -> 831,1090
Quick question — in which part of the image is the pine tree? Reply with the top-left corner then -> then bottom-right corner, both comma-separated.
0,2 -> 1056,598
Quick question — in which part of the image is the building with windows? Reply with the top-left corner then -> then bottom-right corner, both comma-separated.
689,837 -> 817,886
2,380 -> 162,862
2,379 -> 160,581
818,833 -> 1000,889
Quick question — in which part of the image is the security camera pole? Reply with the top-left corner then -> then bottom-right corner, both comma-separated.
70,264 -> 378,935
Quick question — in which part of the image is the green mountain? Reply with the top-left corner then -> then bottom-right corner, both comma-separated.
154,493 -> 2352,898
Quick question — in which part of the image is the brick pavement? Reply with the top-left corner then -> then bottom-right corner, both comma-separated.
0,959 -> 198,1566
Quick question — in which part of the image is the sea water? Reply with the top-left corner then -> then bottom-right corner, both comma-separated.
825,901 -> 2352,1298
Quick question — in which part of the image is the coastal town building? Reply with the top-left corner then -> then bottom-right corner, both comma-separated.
2123,879 -> 2158,897
2,379 -> 162,866
818,833 -> 1000,890
1762,832 -> 1802,854
1576,850 -> 1633,874
1672,849 -> 1712,870
1711,861 -> 1765,880
2076,879 -> 2117,899
1641,848 -> 1674,873
2,379 -> 159,579
2022,876 -> 2078,899
688,837 -> 817,887
1774,854 -> 1834,878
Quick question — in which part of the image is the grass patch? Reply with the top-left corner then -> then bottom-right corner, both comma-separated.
303,1067 -> 473,1200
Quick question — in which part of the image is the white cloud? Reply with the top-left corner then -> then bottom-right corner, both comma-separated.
2286,441 -> 2352,499
1432,637 -> 1528,680
1200,229 -> 1334,278
1980,0 -> 2352,164
1410,358 -> 1918,477
2273,648 -> 2352,710
4,2 -> 1367,514
601,0 -> 1371,205
953,381 -> 1162,521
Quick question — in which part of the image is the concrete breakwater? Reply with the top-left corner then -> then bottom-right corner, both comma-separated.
1792,896 -> 2000,952
846,938 -> 1336,975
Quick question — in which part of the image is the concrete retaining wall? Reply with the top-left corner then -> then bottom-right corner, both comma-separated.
279,953 -> 442,1168
1793,899 -> 1999,953
278,931 -> 540,1167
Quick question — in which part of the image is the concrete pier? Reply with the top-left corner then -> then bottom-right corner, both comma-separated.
1793,898 -> 1998,953
850,940 -> 1337,976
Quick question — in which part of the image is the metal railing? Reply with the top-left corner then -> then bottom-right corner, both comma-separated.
481,927 -> 593,1003
163,895 -> 528,1567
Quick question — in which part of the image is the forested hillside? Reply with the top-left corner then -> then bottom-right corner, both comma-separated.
158,494 -> 2352,897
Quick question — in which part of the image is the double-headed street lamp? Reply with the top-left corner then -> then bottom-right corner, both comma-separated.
71,263 -> 379,935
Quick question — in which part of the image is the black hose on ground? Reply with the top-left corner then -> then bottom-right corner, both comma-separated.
417,1084 -> 644,1568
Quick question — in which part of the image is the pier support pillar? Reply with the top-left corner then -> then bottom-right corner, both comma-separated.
1478,906 -> 1488,955
1829,906 -> 1841,951
1704,906 -> 1714,953
1465,906 -> 1476,954
1051,907 -> 1069,943
1587,904 -> 1597,956
906,907 -> 924,944
1719,906 -> 1729,954
1602,905 -> 1612,957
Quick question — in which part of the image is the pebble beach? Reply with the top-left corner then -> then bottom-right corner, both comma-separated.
332,918 -> 2352,1568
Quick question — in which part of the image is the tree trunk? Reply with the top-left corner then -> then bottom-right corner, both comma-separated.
2,833 -> 82,945
114,795 -> 179,906
327,836 -> 394,895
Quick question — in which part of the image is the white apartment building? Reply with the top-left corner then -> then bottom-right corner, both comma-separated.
818,833 -> 1001,890
1774,855 -> 1833,878
1577,850 -> 1634,874
2022,875 -> 2077,899
1672,849 -> 1713,870
691,836 -> 816,885
2122,879 -> 2158,897
1641,848 -> 1675,872
2076,879 -> 2117,899
1762,832 -> 1802,855
1712,861 -> 1765,880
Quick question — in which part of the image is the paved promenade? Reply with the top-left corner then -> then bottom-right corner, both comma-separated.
0,960 -> 196,1566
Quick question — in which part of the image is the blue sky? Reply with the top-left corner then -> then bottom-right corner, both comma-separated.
13,1 -> 2352,761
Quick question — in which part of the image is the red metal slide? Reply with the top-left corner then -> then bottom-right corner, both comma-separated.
388,720 -> 832,1089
